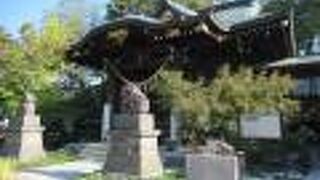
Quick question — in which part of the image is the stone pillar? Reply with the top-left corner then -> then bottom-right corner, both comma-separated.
5,94 -> 45,161
101,103 -> 112,141
105,83 -> 163,179
170,110 -> 179,142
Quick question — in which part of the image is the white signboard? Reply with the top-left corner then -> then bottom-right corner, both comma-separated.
240,113 -> 282,139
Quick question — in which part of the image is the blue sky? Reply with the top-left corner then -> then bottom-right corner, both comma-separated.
0,0 -> 107,36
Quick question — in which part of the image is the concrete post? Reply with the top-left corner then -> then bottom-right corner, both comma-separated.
170,110 -> 179,142
101,103 -> 112,141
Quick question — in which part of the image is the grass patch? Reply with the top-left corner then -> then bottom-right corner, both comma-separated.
0,158 -> 17,180
157,169 -> 185,180
16,150 -> 76,170
78,169 -> 185,180
0,149 -> 76,179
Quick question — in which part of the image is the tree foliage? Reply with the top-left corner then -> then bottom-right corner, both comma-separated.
0,27 -> 12,50
0,14 -> 80,114
264,0 -> 320,40
152,66 -> 297,143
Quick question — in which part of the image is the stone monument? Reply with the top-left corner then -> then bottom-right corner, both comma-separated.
186,140 -> 243,180
5,93 -> 45,161
104,83 -> 163,179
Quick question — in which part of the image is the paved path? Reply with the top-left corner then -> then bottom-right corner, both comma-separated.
305,167 -> 320,180
17,160 -> 103,180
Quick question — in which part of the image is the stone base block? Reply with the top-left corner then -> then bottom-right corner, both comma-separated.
4,126 -> 45,161
186,153 -> 240,180
105,113 -> 163,179
19,126 -> 46,161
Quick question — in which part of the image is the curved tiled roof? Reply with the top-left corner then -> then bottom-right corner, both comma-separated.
267,55 -> 320,68
67,0 -> 293,82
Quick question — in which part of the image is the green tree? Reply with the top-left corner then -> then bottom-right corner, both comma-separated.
0,27 -> 11,48
55,0 -> 105,30
0,14 -> 80,115
264,0 -> 320,40
152,66 -> 297,144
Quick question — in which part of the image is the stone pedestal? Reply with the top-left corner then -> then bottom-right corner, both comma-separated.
4,94 -> 45,161
104,83 -> 163,179
186,140 -> 244,180
186,153 -> 240,180
105,113 -> 163,179
101,103 -> 112,141
170,110 -> 180,142
19,120 -> 45,161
